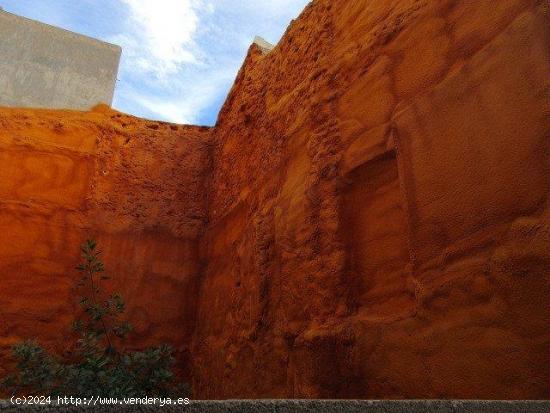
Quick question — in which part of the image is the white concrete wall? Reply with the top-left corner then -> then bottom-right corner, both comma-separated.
0,10 -> 121,110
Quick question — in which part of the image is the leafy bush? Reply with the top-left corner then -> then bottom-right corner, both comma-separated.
2,240 -> 189,397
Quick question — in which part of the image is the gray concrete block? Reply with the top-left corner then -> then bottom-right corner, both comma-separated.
253,36 -> 274,54
0,9 -> 121,110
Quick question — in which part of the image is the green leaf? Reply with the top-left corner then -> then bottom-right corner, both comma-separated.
3,238 -> 188,398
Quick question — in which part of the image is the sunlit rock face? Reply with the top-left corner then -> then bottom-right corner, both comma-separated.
191,0 -> 550,399
0,0 -> 549,400
0,105 -> 212,386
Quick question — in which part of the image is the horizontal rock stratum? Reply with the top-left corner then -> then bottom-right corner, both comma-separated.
0,0 -> 549,400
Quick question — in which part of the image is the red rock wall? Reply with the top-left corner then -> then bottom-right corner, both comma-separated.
0,106 -> 212,383
0,0 -> 548,400
191,0 -> 549,399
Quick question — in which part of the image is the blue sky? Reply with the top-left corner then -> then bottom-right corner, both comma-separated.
1,0 -> 309,125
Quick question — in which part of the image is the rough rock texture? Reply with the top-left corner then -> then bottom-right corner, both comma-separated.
0,0 -> 549,401
191,0 -> 550,399
0,105 -> 212,383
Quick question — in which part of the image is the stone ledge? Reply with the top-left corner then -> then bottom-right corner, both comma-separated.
1,400 -> 549,412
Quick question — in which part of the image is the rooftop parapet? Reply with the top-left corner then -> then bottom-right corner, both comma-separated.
253,36 -> 274,54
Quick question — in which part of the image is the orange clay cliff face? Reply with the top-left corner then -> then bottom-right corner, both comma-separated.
0,107 -> 212,385
0,0 -> 549,400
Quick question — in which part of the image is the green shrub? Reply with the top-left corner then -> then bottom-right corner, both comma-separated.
2,240 -> 189,397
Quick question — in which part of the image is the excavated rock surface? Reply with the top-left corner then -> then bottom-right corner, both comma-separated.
0,0 -> 549,400
192,0 -> 550,399
0,105 -> 212,384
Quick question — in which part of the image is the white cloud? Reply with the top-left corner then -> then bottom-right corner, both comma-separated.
110,0 -> 310,124
128,65 -> 236,124
3,0 -> 309,124
133,96 -> 195,125
117,0 -> 202,77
